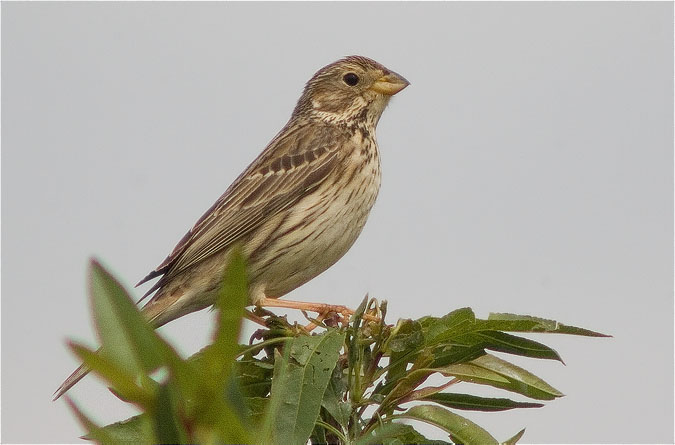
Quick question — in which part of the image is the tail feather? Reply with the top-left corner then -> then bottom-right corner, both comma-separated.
53,363 -> 91,401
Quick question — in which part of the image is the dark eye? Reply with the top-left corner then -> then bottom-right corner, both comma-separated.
343,73 -> 359,86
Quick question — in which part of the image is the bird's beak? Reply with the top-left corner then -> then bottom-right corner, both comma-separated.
370,71 -> 410,96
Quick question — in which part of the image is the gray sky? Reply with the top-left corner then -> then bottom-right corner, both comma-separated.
2,2 -> 673,443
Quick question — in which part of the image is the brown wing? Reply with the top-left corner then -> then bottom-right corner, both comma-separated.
136,120 -> 344,299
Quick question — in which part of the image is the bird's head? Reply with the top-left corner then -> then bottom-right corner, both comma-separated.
293,56 -> 409,128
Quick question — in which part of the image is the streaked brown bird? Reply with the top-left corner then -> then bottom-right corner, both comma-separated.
54,55 -> 409,400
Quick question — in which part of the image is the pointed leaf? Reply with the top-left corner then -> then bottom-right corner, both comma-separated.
260,347 -> 290,443
224,373 -> 251,426
192,401 -> 251,444
399,404 -> 498,444
267,330 -> 345,445
213,246 -> 249,351
439,354 -> 563,400
484,313 -> 610,337
151,383 -> 187,444
235,357 -> 274,398
181,249 -> 252,444
454,331 -> 564,362
471,354 -> 563,399
420,308 -> 476,345
352,294 -> 370,324
199,247 -> 249,389
243,396 -> 268,420
88,259 -> 166,375
387,319 -> 425,354
379,368 -> 435,411
91,415 -> 152,443
503,428 -> 526,444
65,396 -> 118,444
357,423 -> 451,445
437,362 -> 511,386
384,319 -> 425,389
431,344 -> 486,368
422,393 -> 544,411
321,366 -> 351,430
69,342 -> 153,407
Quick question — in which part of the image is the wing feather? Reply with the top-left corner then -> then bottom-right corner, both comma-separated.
137,121 -> 345,298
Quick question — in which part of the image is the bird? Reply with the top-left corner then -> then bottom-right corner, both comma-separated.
54,55 -> 409,400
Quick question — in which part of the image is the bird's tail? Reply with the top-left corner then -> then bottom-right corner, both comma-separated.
53,362 -> 91,401
53,291 -> 189,401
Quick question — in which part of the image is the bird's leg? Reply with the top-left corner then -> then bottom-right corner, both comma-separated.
256,297 -> 379,322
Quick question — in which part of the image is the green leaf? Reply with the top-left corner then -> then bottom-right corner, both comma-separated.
260,347 -> 291,442
192,403 -> 251,444
449,331 -> 564,362
214,246 -> 249,349
431,344 -> 486,368
352,294 -> 370,324
484,313 -> 610,337
243,396 -> 268,420
93,415 -> 152,443
379,368 -> 435,412
266,330 -> 345,445
421,308 -> 476,345
199,246 -> 249,389
65,396 -> 118,444
399,404 -> 498,444
184,249 -> 252,444
387,319 -> 425,353
347,297 -> 368,404
503,428 -> 526,444
471,354 -> 563,399
422,393 -> 544,411
439,354 -> 563,400
437,362 -> 510,386
69,342 -> 154,407
477,331 -> 563,361
321,365 -> 351,430
235,357 -> 274,398
384,319 -> 425,390
151,383 -> 187,444
224,373 -> 251,426
357,423 -> 451,445
88,259 -> 171,375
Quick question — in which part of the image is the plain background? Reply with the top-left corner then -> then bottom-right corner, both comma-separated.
2,2 -> 673,443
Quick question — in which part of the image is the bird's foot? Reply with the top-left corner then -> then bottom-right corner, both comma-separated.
256,297 -> 380,326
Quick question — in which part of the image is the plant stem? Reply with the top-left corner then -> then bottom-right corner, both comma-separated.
235,336 -> 290,359
316,420 -> 348,443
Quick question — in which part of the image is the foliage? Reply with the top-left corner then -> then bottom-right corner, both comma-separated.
64,253 -> 608,444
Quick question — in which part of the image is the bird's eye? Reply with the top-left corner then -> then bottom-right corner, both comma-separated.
343,73 -> 359,86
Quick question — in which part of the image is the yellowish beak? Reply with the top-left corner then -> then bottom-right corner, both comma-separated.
370,71 -> 410,96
